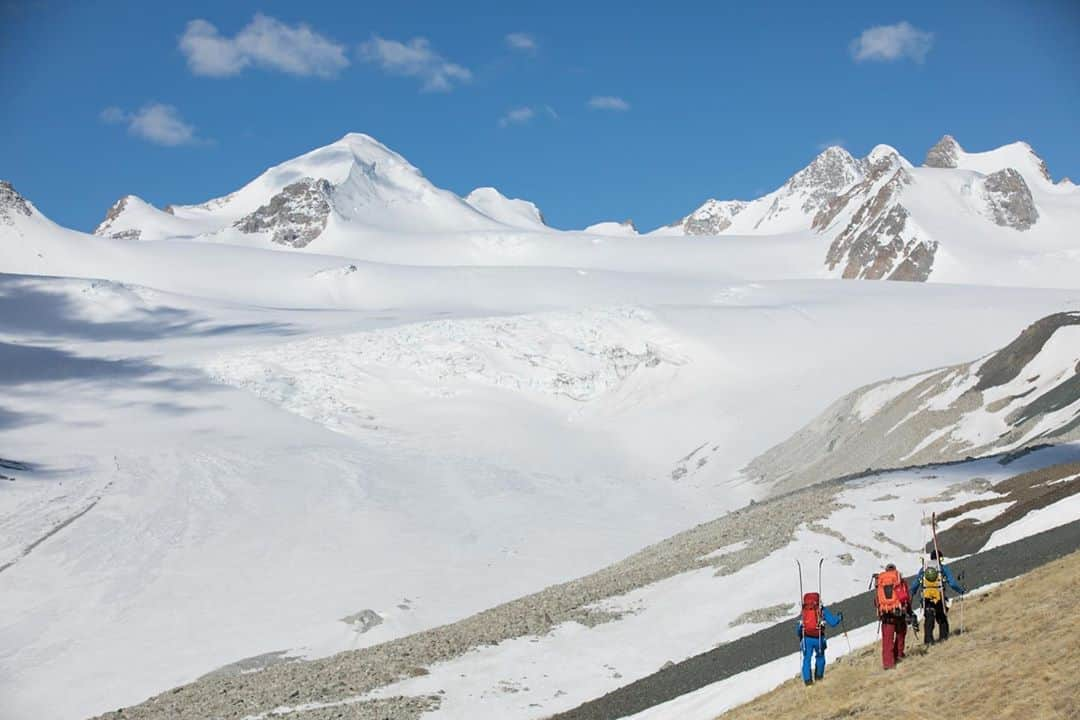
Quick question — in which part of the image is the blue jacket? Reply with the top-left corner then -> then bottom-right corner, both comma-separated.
796,606 -> 842,639
910,564 -> 965,598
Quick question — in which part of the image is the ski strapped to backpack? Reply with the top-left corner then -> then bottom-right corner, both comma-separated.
930,512 -> 949,615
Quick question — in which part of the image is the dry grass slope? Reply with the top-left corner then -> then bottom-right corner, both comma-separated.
720,550 -> 1080,719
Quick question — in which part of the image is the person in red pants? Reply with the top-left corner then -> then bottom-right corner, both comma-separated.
873,563 -> 907,669
893,576 -> 913,661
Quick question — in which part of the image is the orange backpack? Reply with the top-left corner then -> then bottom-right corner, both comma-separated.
875,568 -> 904,616
801,592 -> 823,637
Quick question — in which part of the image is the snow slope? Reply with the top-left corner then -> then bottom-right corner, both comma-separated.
0,131 -> 1078,720
464,187 -> 547,229
659,137 -> 1080,286
739,312 -> 1080,494
73,131 -> 1080,288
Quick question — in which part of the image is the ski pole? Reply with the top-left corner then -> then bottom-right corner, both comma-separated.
840,617 -> 852,655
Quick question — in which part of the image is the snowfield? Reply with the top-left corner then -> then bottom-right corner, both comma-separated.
1,132 -> 1079,720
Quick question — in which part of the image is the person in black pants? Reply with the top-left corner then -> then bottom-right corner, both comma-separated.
910,551 -> 966,643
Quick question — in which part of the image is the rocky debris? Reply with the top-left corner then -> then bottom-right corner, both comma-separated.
975,313 -> 1080,392
199,650 -> 302,680
0,180 -> 32,225
743,314 -> 1080,493
837,553 -> 855,565
342,609 -> 384,633
924,135 -> 961,168
234,177 -> 334,248
983,168 -> 1039,230
729,602 -> 793,627
92,481 -> 844,720
933,462 -> 1080,555
682,199 -> 747,235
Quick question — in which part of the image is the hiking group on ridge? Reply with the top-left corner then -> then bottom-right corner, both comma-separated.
794,513 -> 968,686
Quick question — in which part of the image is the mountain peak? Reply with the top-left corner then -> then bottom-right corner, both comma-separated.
924,135 -> 962,168
787,146 -> 861,192
866,144 -> 911,169
0,180 -> 33,223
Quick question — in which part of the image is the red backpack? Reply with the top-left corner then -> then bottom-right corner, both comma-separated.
801,592 -> 823,637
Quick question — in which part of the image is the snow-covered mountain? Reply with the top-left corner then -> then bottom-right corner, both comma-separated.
583,219 -> 639,236
740,311 -> 1080,494
464,186 -> 547,229
5,132 -> 1080,289
93,133 -> 510,248
3,127 -> 1080,720
660,136 -> 1080,282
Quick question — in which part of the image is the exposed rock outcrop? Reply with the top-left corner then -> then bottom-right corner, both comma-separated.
983,168 -> 1039,230
823,166 -> 936,281
756,146 -> 863,228
0,180 -> 32,225
233,177 -> 334,248
682,199 -> 747,235
94,196 -> 143,240
924,135 -> 961,168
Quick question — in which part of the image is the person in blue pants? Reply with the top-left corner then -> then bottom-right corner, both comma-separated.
796,593 -> 843,685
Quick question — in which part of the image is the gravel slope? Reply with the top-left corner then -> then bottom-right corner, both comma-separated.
547,517 -> 1080,720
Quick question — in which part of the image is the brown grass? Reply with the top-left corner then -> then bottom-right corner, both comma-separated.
720,550 -> 1080,719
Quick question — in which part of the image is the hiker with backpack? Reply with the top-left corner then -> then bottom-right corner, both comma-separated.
873,563 -> 910,669
796,591 -> 843,685
910,550 -> 966,644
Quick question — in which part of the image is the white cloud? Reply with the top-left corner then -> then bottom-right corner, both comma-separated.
850,21 -> 934,63
179,14 -> 349,77
588,95 -> 630,111
543,104 -> 559,120
101,103 -> 203,147
498,106 -> 536,128
358,35 -> 471,92
505,32 -> 537,52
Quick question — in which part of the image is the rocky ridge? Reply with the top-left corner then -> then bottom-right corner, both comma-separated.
819,150 -> 937,281
0,180 -> 32,225
681,199 -> 747,235
233,177 -> 334,248
923,134 -> 962,168
741,312 -> 1080,494
95,196 -> 142,240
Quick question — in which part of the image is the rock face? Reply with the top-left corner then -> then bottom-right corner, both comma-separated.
233,178 -> 334,248
0,181 -> 32,225
682,199 -> 746,235
95,196 -> 142,240
924,135 -> 961,168
820,150 -> 937,282
756,146 -> 863,228
983,168 -> 1039,230
742,312 -> 1080,493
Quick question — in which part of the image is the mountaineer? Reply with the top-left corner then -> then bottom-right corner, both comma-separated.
872,563 -> 909,669
796,591 -> 843,685
911,550 -> 966,643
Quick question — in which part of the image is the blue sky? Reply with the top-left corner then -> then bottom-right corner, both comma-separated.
2,0 -> 1078,232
